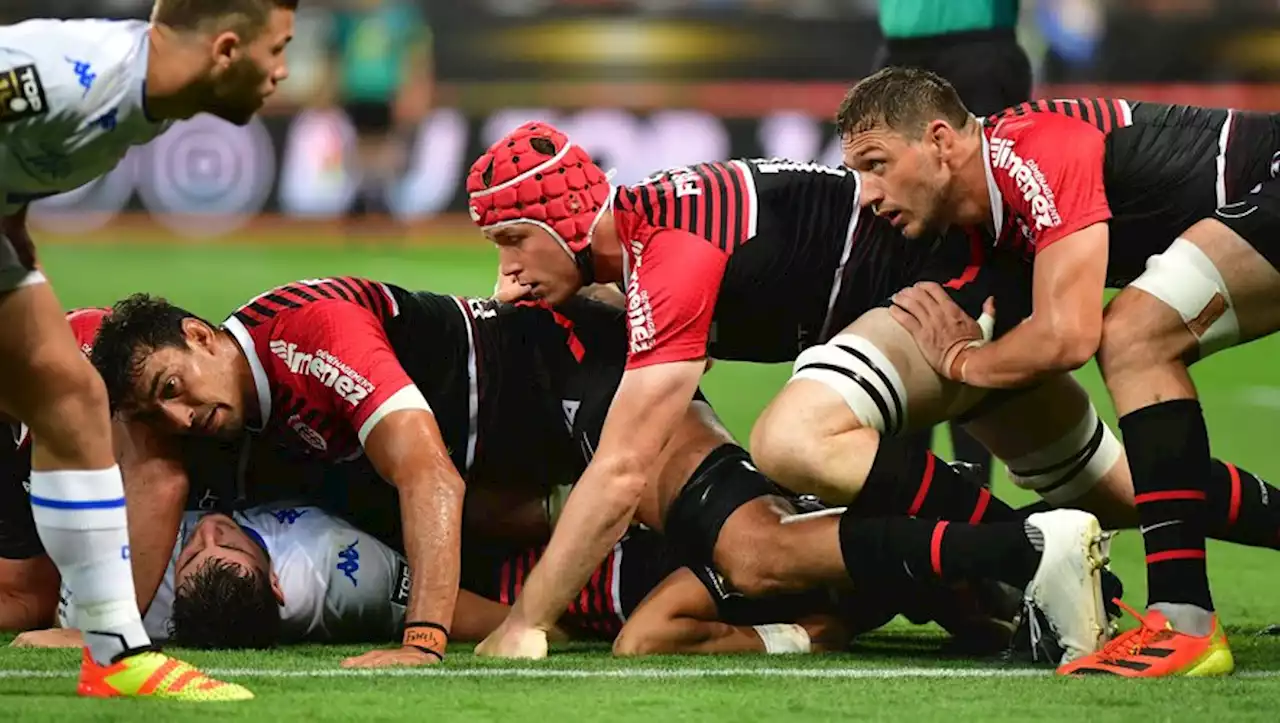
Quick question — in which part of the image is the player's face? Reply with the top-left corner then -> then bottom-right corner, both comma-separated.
842,127 -> 950,239
174,513 -> 274,589
129,321 -> 246,439
488,224 -> 581,305
204,9 -> 294,125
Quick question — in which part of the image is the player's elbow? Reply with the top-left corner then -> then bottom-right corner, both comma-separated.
1051,317 -> 1102,371
593,453 -> 650,507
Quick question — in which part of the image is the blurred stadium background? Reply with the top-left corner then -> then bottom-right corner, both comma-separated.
7,1 -> 1280,718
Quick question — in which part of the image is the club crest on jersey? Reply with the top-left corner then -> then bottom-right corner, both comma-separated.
0,64 -> 48,123
269,339 -> 374,406
989,135 -> 1061,233
288,414 -> 328,452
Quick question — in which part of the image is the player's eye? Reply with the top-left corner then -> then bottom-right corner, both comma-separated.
162,378 -> 180,399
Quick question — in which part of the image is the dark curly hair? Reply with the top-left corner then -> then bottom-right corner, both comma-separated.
90,293 -> 206,413
169,557 -> 281,649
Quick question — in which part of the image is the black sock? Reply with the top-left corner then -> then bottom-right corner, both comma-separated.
949,422 -> 994,488
852,436 -> 1016,523
1119,400 -> 1214,611
1016,500 -> 1055,519
1206,458 -> 1280,550
838,512 -> 1041,589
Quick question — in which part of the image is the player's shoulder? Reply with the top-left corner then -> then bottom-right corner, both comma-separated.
0,18 -> 148,123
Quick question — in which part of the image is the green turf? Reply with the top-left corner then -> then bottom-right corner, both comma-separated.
4,235 -> 1279,719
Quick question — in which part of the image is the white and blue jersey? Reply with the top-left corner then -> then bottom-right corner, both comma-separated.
62,505 -> 411,644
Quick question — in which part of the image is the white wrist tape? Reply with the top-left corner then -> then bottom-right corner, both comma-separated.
753,623 -> 812,654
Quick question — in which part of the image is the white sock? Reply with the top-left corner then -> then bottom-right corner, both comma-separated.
30,466 -> 151,664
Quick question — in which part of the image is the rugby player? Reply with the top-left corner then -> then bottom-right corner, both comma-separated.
465,122 -> 1117,665
90,280 -> 644,667
836,67 -> 1280,676
0,309 -> 110,631
0,0 -> 295,700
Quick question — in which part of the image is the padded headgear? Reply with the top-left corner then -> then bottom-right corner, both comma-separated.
467,122 -> 613,282
67,307 -> 109,357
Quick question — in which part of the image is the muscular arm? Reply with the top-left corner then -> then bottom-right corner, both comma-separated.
957,224 -> 1109,388
114,419 -> 187,613
363,409 -> 464,655
505,360 -> 705,632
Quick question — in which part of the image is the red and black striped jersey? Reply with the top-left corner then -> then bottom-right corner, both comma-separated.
223,277 -> 431,464
222,279 -> 604,490
981,99 -> 1280,284
488,528 -> 672,641
612,159 -> 930,365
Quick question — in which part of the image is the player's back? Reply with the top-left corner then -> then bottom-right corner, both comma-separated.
987,99 -> 1280,282
617,159 -> 922,361
0,18 -> 170,211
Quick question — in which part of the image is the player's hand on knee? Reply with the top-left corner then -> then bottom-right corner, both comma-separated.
475,620 -> 549,660
890,283 -> 996,381
340,645 -> 444,668
10,627 -> 82,649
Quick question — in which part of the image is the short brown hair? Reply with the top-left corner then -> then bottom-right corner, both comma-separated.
153,0 -> 297,38
835,67 -> 972,139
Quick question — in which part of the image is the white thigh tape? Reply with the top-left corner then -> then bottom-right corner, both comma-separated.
1129,238 -> 1239,357
1005,404 -> 1123,506
789,334 -> 907,435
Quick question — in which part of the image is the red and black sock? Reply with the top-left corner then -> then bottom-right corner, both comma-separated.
1206,459 -> 1280,550
852,437 -> 1015,523
837,512 -> 1041,589
1119,399 -> 1213,611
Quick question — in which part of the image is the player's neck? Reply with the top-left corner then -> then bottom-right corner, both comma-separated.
142,26 -> 210,122
587,213 -> 625,283
951,131 -> 995,231
222,332 -> 263,429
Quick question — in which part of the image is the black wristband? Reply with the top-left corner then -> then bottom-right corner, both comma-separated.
406,644 -> 444,661
403,621 -> 450,636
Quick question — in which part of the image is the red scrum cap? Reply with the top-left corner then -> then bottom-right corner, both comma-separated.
466,122 -> 613,277
67,307 -> 110,357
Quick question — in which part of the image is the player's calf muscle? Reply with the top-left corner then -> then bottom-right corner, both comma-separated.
24,363 -> 113,470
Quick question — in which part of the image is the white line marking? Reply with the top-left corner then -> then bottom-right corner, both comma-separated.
0,666 -> 1276,681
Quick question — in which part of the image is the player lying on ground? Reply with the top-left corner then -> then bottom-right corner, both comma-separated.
466,123 -> 1130,664
91,276 -> 1107,666
29,501 -> 1030,660
836,67 -> 1280,677
0,0 -> 295,701
90,280 -> 668,668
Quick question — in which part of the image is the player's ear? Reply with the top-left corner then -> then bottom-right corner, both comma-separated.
270,571 -> 284,606
181,318 -> 218,352
210,30 -> 241,70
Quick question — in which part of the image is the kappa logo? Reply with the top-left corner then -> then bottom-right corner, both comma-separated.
269,339 -> 374,406
989,135 -> 1061,235
336,539 -> 360,586
288,414 -> 328,452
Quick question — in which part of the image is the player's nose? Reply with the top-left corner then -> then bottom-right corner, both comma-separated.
859,176 -> 886,209
498,251 -> 522,278
158,401 -> 193,433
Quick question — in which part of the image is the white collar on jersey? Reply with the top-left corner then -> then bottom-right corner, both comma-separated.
126,23 -> 163,125
977,123 -> 1005,240
221,316 -> 273,431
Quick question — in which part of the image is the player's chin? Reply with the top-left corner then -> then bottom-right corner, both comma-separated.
538,285 -> 576,306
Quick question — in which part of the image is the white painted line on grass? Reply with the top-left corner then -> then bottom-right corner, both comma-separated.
0,666 -> 1276,680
